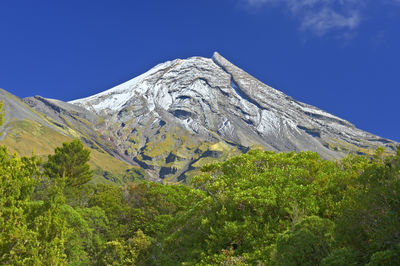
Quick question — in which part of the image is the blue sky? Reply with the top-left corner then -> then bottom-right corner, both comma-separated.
0,0 -> 399,141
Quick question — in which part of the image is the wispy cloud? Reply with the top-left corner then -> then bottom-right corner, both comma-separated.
243,0 -> 365,36
300,8 -> 360,36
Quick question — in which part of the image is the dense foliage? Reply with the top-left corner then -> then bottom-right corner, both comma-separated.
1,103 -> 399,265
43,139 -> 93,187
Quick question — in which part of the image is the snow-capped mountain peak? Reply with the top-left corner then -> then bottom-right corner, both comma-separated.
66,52 -> 396,180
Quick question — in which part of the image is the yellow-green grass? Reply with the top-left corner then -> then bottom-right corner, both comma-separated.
143,132 -> 176,158
324,137 -> 392,157
0,119 -> 133,183
142,126 -> 198,160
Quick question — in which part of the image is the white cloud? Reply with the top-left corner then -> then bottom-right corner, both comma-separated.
243,0 -> 364,36
300,8 -> 360,35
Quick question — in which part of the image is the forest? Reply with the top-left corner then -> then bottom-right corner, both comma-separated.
1,107 -> 400,265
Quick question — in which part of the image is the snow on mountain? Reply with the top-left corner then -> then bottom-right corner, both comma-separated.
69,59 -> 178,113
66,52 -> 397,181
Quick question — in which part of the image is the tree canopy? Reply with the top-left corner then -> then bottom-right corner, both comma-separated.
1,111 -> 399,266
44,139 -> 93,187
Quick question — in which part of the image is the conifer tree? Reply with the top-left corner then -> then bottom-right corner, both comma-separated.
44,139 -> 93,187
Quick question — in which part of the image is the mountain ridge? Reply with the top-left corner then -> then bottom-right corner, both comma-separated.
1,52 -> 397,182
0,88 -> 147,184
66,52 -> 397,181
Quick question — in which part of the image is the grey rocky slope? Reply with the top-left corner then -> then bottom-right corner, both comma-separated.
22,95 -> 134,164
65,52 -> 397,181
0,89 -> 146,184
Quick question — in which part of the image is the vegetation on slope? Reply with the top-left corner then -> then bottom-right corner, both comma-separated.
1,104 -> 400,265
0,119 -> 145,184
1,138 -> 399,264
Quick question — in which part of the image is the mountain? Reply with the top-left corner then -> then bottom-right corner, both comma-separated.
0,89 -> 147,184
68,52 -> 397,181
1,52 -> 397,182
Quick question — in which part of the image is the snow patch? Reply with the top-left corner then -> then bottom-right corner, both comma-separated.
257,109 -> 280,134
300,106 -> 345,122
69,60 -> 176,112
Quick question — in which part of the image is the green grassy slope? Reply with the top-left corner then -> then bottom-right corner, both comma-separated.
0,119 -> 145,184
0,88 -> 146,184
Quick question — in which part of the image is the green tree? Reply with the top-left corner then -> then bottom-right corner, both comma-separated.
366,244 -> 400,266
335,146 -> 400,264
0,146 -> 42,264
156,150 -> 349,264
98,230 -> 152,265
32,177 -> 69,265
275,216 -> 334,266
0,102 -> 69,264
321,248 -> 358,266
44,139 -> 93,187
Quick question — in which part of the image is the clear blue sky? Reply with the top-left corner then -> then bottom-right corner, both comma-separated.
1,0 -> 399,141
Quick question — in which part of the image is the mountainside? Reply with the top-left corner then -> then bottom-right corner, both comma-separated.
0,89 -> 147,184
1,52 -> 397,182
66,52 -> 397,181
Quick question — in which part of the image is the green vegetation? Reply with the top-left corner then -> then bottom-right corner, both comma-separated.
1,107 -> 400,265
0,101 -> 3,129
44,139 -> 93,187
0,119 -> 143,184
